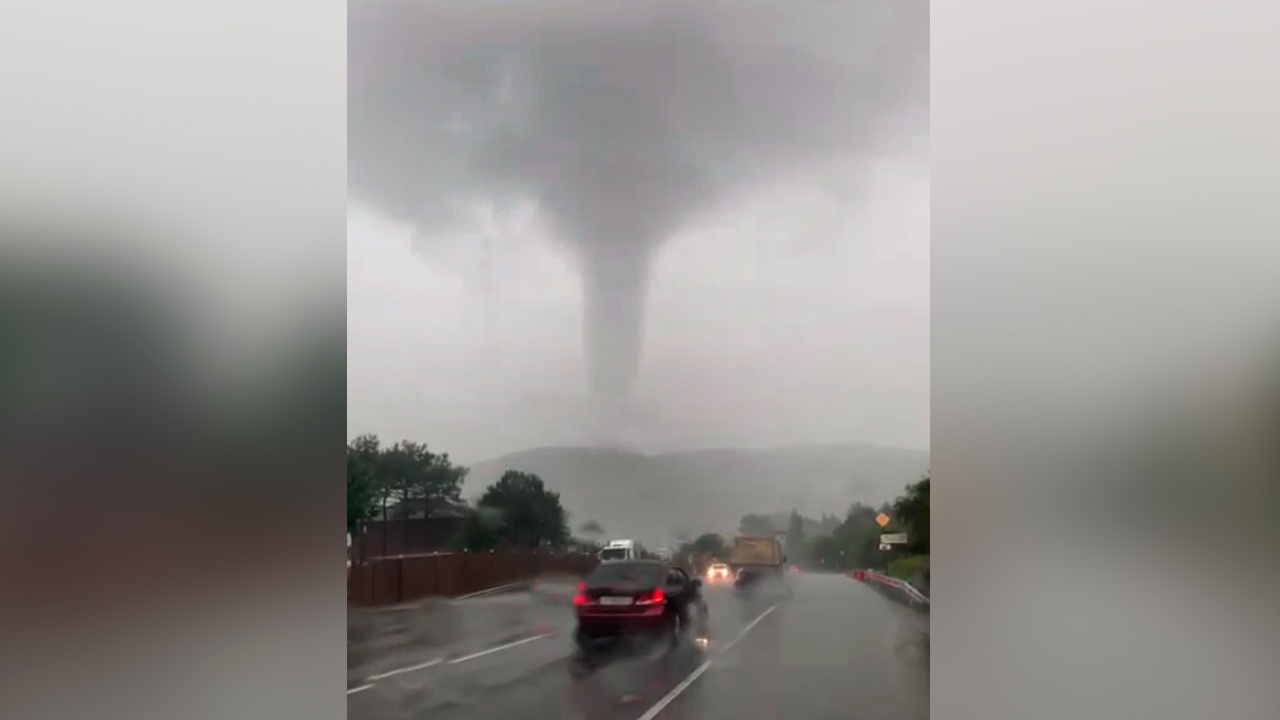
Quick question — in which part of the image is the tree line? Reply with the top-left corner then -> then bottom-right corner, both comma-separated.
670,472 -> 930,581
347,434 -> 588,554
805,475 -> 927,570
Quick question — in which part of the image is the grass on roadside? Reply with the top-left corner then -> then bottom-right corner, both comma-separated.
886,554 -> 929,584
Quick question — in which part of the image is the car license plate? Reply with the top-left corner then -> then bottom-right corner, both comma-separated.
599,596 -> 632,605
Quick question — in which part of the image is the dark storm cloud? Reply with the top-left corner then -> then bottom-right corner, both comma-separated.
348,0 -> 928,427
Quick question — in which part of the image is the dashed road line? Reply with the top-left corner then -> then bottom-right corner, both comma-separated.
366,658 -> 443,681
718,603 -> 779,654
634,660 -> 712,720
446,632 -> 552,663
632,602 -> 780,720
349,631 -> 553,697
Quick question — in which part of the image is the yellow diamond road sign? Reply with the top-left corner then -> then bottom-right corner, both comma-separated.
876,512 -> 890,527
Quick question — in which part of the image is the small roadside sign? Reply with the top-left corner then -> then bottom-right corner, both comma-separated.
875,512 -> 890,527
878,543 -> 892,551
880,533 -> 908,544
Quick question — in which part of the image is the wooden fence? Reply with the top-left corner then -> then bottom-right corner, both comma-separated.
347,549 -> 599,607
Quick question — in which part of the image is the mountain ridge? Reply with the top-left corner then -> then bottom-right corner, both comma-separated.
470,440 -> 928,463
463,442 -> 929,548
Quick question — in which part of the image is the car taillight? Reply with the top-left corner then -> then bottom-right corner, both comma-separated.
635,588 -> 665,606
573,580 -> 589,606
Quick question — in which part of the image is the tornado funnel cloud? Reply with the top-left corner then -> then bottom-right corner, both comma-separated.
581,246 -> 651,431
346,0 -> 930,441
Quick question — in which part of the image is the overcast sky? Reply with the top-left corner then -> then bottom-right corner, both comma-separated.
348,149 -> 928,462
347,0 -> 930,463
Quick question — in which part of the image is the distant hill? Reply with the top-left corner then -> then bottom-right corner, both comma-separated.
463,443 -> 929,548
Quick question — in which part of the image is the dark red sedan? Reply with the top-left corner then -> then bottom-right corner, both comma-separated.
573,560 -> 709,652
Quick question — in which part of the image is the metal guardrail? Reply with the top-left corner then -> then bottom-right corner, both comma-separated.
850,569 -> 930,614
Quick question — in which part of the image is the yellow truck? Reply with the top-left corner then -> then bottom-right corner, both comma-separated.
729,535 -> 785,589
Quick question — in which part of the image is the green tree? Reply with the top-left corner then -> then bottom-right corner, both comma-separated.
844,502 -> 889,569
479,471 -> 569,548
575,520 -> 605,552
691,532 -> 727,559
799,475 -> 931,574
818,513 -> 842,535
738,513 -> 779,536
380,440 -> 467,519
807,532 -> 845,569
454,506 -> 502,551
802,502 -> 885,570
348,433 -> 382,467
348,433 -> 390,518
347,452 -> 378,535
784,508 -> 808,565
892,472 -> 930,555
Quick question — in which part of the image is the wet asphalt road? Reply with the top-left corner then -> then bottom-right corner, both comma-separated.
348,573 -> 929,720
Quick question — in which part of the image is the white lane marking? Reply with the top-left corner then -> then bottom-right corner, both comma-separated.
351,632 -> 551,693
446,632 -> 552,664
628,605 -> 779,720
366,658 -> 442,681
634,659 -> 712,720
718,603 -> 779,654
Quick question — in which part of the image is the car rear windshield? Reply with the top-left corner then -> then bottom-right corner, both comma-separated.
586,562 -> 663,588
599,548 -> 629,561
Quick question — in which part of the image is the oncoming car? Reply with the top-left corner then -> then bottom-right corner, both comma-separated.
573,560 -> 709,654
706,562 -> 731,582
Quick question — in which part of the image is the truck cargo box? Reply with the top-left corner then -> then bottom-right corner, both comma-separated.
730,535 -> 782,566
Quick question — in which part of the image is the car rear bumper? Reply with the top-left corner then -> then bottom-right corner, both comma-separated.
576,611 -> 668,638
